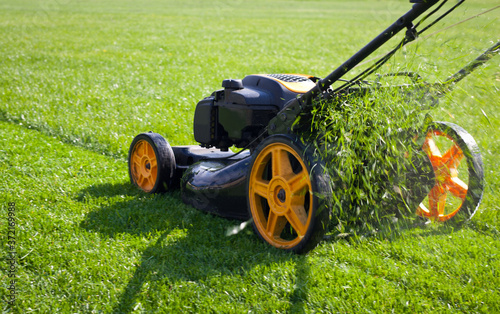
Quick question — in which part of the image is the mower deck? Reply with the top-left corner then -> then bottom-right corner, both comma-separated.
173,146 -> 251,220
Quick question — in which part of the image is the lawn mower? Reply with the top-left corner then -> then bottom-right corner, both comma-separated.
128,0 -> 498,253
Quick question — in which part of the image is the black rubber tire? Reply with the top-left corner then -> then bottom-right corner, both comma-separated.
246,134 -> 332,254
417,121 -> 484,225
128,132 -> 176,194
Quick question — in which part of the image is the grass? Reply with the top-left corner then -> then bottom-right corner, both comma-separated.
1,0 -> 499,312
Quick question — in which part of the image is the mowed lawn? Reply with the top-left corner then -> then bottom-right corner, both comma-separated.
1,0 -> 499,312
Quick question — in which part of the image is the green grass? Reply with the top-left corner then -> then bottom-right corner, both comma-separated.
1,0 -> 499,312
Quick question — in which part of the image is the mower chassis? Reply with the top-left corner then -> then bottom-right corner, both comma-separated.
173,146 -> 251,220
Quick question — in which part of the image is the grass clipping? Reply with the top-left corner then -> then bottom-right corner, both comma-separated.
296,86 -> 437,234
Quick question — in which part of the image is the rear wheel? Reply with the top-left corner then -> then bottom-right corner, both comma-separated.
416,122 -> 484,224
128,132 -> 176,193
247,134 -> 331,254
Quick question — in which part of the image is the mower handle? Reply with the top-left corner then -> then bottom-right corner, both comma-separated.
269,0 -> 444,134
312,0 -> 441,97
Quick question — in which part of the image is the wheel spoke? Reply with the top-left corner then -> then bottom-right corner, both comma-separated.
423,136 -> 442,163
428,184 -> 447,216
417,203 -> 430,217
446,177 -> 468,200
149,157 -> 157,169
253,179 -> 269,198
285,205 -> 308,236
137,173 -> 147,187
290,192 -> 306,207
138,141 -> 146,156
134,143 -> 144,160
272,148 -> 292,177
133,160 -> 142,172
442,144 -> 463,169
150,164 -> 157,180
286,169 -> 310,195
146,142 -> 155,158
266,211 -> 287,237
133,171 -> 141,184
146,175 -> 155,190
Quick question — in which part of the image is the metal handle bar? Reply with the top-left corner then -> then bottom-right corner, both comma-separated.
268,0 -> 445,134
302,0 -> 441,103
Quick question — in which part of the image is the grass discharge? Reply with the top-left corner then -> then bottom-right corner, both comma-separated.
298,87 -> 435,233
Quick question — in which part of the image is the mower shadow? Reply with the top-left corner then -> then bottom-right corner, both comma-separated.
78,182 -> 313,313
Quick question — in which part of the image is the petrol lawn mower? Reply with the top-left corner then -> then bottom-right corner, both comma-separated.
128,0 -> 498,253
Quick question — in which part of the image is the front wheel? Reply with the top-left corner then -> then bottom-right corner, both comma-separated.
416,122 -> 484,224
247,134 -> 332,254
128,132 -> 176,193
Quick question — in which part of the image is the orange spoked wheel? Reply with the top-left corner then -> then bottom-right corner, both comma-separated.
247,134 -> 331,254
416,122 -> 484,224
128,132 -> 176,194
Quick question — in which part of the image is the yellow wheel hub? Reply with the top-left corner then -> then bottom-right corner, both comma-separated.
130,140 -> 158,193
416,129 -> 468,221
248,142 -> 313,249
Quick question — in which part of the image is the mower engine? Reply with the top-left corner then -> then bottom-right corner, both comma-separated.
193,74 -> 317,151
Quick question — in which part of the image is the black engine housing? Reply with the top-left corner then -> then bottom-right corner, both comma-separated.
193,74 -> 316,151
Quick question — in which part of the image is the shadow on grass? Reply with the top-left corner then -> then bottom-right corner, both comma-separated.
78,182 -> 313,313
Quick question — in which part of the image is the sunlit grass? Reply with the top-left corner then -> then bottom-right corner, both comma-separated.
0,0 -> 499,312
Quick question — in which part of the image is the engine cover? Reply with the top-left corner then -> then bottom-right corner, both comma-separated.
193,74 -> 316,150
